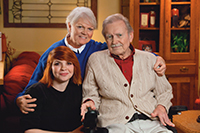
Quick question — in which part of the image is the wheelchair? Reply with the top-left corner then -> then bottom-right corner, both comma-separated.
83,106 -> 188,133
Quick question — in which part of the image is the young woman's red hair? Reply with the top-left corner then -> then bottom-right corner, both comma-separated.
40,46 -> 82,87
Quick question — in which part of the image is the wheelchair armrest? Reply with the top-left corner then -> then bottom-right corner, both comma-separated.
83,107 -> 99,133
166,105 -> 188,133
168,105 -> 188,122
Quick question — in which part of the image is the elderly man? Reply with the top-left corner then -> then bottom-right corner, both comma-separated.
81,13 -> 174,133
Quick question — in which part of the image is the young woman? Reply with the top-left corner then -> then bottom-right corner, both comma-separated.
21,46 -> 83,133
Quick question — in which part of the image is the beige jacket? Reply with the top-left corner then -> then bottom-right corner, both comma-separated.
82,49 -> 173,127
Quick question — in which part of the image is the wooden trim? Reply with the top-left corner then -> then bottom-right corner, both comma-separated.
91,0 -> 97,20
131,0 -> 140,49
194,0 -> 200,110
3,0 -> 8,28
164,0 -> 171,60
159,0 -> 164,57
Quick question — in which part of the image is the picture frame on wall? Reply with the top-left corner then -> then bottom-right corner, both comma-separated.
139,40 -> 156,52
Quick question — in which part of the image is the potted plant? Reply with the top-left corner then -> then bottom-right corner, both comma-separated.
171,32 -> 189,52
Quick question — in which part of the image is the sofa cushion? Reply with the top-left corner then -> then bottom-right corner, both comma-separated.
12,58 -> 37,69
12,51 -> 40,67
2,64 -> 35,110
1,51 -> 40,110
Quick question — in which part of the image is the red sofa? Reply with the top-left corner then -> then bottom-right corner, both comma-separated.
0,51 -> 40,133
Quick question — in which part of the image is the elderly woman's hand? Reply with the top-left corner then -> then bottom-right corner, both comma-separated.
16,94 -> 37,114
154,56 -> 166,76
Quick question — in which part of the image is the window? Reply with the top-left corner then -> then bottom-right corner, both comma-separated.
3,0 -> 97,28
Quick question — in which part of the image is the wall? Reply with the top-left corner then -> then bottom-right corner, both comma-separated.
0,0 -> 120,57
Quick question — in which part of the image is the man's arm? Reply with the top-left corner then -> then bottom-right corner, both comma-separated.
81,56 -> 101,121
151,64 -> 173,126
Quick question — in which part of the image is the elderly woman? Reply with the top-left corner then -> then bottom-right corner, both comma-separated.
21,46 -> 83,133
16,7 -> 166,114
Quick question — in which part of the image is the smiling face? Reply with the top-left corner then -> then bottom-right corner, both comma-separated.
52,59 -> 74,83
104,20 -> 133,59
68,17 -> 94,48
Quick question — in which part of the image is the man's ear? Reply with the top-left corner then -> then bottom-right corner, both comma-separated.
129,31 -> 134,43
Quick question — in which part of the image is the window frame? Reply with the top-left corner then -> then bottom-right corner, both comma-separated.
3,0 -> 97,28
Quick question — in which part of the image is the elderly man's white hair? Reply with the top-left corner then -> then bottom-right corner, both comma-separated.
102,13 -> 134,37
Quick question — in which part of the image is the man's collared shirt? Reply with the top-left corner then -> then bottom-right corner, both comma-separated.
111,44 -> 135,84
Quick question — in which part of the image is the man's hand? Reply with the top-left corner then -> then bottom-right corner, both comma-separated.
16,94 -> 37,114
154,56 -> 166,76
151,105 -> 175,127
81,100 -> 96,121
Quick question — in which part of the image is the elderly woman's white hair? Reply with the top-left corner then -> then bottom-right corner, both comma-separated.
66,7 -> 97,32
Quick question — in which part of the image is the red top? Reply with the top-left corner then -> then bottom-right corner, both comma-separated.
111,44 -> 135,84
